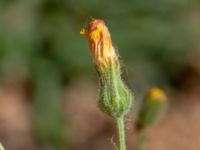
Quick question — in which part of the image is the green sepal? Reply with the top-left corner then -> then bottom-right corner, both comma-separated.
98,64 -> 132,118
137,99 -> 167,129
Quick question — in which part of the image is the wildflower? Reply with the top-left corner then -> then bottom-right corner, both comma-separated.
81,18 -> 132,118
136,87 -> 167,129
147,87 -> 167,103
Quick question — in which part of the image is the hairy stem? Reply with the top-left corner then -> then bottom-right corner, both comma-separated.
116,116 -> 126,150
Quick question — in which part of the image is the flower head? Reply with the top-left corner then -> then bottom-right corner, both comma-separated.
81,18 -> 133,118
80,19 -> 118,72
136,87 -> 167,129
147,87 -> 167,103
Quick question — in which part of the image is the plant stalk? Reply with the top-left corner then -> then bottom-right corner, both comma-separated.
135,131 -> 145,150
116,116 -> 126,150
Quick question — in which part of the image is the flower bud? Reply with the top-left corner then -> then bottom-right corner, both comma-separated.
81,18 -> 132,118
136,87 -> 167,129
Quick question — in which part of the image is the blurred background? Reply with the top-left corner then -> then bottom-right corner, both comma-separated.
0,0 -> 200,150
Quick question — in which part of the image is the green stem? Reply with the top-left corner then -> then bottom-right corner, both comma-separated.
116,116 -> 126,150
0,143 -> 5,150
135,131 -> 146,150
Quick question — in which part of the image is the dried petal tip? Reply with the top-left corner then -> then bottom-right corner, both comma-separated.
87,19 -> 104,40
80,28 -> 86,35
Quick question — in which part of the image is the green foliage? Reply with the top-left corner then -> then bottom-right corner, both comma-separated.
0,0 -> 198,84
32,60 -> 65,148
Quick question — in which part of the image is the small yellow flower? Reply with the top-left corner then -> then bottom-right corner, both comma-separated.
147,87 -> 167,103
81,19 -> 118,72
136,87 -> 167,128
